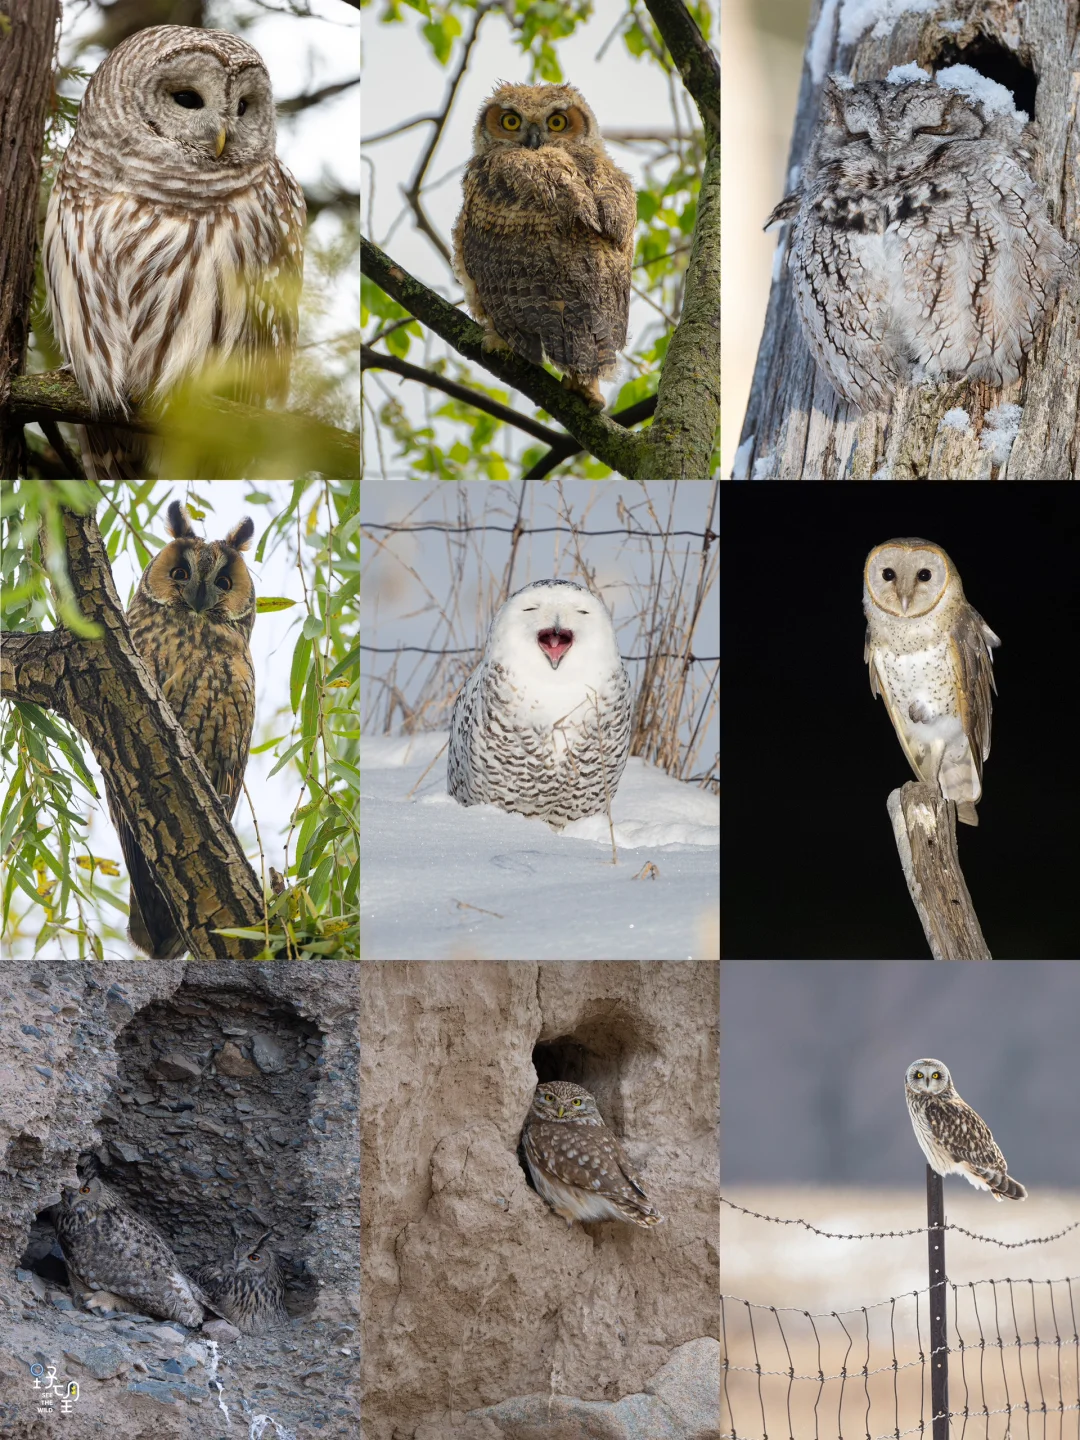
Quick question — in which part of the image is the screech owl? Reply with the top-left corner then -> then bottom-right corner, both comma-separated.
452,82 -> 636,410
905,1059 -> 1027,1200
767,71 -> 1074,410
191,1232 -> 287,1335
863,539 -> 1000,826
44,25 -> 305,479
105,499 -> 256,958
521,1081 -> 665,1228
56,1177 -> 219,1325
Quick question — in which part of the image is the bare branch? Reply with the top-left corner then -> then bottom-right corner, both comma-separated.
888,782 -> 992,960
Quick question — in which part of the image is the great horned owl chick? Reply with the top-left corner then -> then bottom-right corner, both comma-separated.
521,1081 -> 665,1228
55,1177 -> 216,1326
452,81 -> 636,409
105,499 -> 256,958
768,70 -> 1074,410
191,1232 -> 287,1335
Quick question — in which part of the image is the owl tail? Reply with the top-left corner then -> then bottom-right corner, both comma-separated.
956,801 -> 979,826
80,423 -> 147,480
982,1169 -> 1027,1201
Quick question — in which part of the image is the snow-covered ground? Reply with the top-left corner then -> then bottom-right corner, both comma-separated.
360,734 -> 719,960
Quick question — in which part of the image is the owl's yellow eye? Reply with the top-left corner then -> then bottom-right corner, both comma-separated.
932,1072 -> 941,1080
544,1093 -> 555,1103
547,113 -> 567,131
572,1097 -> 582,1106
915,1071 -> 924,1079
501,112 -> 521,131
80,1184 -> 91,1194
170,566 -> 189,581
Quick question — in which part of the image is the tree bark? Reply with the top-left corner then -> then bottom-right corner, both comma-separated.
887,782 -> 991,960
0,0 -> 60,479
0,507 -> 266,960
737,0 -> 1078,479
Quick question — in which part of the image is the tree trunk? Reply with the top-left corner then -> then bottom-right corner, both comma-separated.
736,0 -> 1078,479
0,1 -> 60,479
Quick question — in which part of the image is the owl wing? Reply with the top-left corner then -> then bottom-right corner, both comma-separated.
927,1096 -> 1007,1170
605,1131 -> 651,1200
864,633 -> 929,784
237,159 -> 307,406
948,604 -> 1000,771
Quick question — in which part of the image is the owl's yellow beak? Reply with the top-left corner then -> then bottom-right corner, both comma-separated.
556,1106 -> 564,1118
215,126 -> 227,157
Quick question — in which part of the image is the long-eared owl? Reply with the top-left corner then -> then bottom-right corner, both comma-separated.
452,82 -> 636,410
107,500 -> 256,958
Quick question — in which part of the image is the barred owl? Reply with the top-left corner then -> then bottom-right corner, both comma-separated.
521,1082 -> 665,1228
44,25 -> 305,479
905,1059 -> 1027,1200
452,82 -> 636,410
105,501 -> 256,958
767,70 -> 1074,410
863,539 -> 999,825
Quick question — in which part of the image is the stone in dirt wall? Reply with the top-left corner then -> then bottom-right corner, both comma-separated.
0,961 -> 359,1440
360,960 -> 720,1439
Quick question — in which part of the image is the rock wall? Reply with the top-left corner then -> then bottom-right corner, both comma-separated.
0,961 -> 359,1440
360,961 -> 720,1439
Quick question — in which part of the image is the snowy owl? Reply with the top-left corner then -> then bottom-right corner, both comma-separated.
447,579 -> 632,829
905,1059 -> 1027,1201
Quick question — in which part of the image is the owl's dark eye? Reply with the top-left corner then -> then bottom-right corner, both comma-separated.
170,566 -> 189,582
882,568 -> 895,581
237,98 -> 248,116
917,568 -> 932,582
172,91 -> 205,109
845,129 -> 870,142
216,574 -> 233,591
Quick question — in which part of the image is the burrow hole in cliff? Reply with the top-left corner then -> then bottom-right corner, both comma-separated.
23,985 -> 322,1319
519,1011 -> 655,1196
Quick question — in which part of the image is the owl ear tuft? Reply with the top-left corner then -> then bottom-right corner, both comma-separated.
167,500 -> 197,540
226,517 -> 255,551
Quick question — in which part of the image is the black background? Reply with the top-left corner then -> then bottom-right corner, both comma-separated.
721,485 -> 1080,959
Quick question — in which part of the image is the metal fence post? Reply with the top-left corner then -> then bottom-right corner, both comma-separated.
926,1164 -> 949,1439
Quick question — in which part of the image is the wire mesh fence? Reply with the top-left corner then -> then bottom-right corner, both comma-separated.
722,1195 -> 1080,1440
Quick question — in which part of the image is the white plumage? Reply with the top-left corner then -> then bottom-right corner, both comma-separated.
447,580 -> 632,829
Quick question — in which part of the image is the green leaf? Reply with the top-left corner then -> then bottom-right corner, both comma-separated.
290,635 -> 313,714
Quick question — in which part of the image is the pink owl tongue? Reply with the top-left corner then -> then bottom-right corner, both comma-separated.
538,626 -> 574,669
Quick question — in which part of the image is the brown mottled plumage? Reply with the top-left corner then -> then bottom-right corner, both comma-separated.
106,500 -> 255,958
452,82 -> 636,409
192,1232 -> 287,1335
56,1178 -> 217,1326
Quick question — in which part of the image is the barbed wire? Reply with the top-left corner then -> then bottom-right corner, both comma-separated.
362,522 -> 719,541
723,1277 -> 1080,1440
360,643 -> 720,662
721,1194 -> 1080,1248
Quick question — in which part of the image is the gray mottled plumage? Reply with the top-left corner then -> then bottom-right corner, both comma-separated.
55,1178 -> 217,1324
191,1232 -> 287,1335
905,1058 -> 1026,1201
447,580 -> 632,830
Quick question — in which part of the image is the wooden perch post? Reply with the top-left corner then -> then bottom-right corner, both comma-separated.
887,781 -> 991,961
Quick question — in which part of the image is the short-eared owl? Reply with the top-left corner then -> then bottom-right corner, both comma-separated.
905,1058 -> 1026,1200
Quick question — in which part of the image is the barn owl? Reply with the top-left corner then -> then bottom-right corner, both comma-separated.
905,1058 -> 1027,1200
863,539 -> 1000,825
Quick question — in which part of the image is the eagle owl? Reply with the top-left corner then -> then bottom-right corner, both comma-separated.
55,1177 -> 219,1324
905,1058 -> 1027,1200
521,1081 -> 665,1228
452,81 -> 636,410
191,1232 -> 288,1335
863,539 -> 999,825
106,500 -> 256,958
